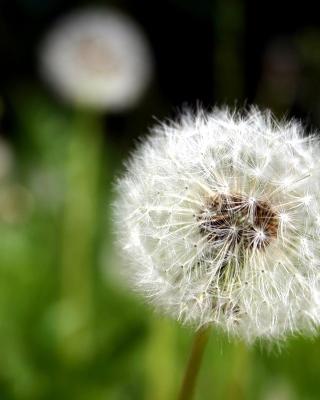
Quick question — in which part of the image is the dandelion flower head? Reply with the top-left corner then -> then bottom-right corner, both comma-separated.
114,108 -> 320,342
39,7 -> 152,111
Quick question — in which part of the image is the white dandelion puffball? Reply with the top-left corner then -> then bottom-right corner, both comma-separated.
114,107 -> 320,342
39,7 -> 152,111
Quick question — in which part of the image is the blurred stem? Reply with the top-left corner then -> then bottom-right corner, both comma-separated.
225,342 -> 250,400
178,326 -> 211,400
59,111 -> 103,362
146,318 -> 176,400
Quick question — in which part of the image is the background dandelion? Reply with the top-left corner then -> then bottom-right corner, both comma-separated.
37,5 -> 153,364
39,7 -> 152,111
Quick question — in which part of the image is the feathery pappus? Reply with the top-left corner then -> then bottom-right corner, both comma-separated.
113,107 -> 320,342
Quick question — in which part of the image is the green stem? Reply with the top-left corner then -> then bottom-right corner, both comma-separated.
59,111 -> 103,362
178,326 -> 211,400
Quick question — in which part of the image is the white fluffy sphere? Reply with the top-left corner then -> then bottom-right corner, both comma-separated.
113,108 -> 320,342
39,7 -> 152,111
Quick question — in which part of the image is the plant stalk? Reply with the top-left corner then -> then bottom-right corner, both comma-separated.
178,326 -> 211,400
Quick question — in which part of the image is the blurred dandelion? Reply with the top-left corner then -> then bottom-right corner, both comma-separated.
0,137 -> 13,182
39,7 -> 152,111
37,6 -> 153,363
0,138 -> 33,225
0,184 -> 34,225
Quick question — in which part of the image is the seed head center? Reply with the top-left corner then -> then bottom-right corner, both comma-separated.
198,193 -> 278,250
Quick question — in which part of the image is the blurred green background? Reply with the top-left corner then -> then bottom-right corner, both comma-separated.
1,0 -> 320,399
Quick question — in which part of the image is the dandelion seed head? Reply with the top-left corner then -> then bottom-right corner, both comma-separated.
113,107 -> 320,342
39,7 -> 152,111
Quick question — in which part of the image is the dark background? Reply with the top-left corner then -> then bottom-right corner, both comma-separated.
1,0 -> 319,126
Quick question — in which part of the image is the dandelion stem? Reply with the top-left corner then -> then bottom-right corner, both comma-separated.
178,326 -> 211,400
60,111 -> 103,362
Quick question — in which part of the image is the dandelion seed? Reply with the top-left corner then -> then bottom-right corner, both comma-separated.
113,107 -> 320,342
